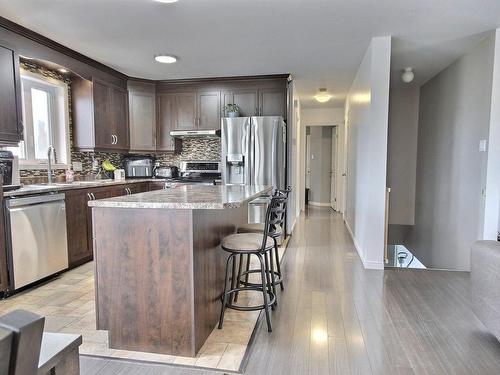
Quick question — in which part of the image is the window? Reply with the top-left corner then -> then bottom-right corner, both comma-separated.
6,70 -> 70,169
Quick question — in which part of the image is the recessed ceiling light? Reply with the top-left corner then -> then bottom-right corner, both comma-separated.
401,67 -> 415,83
154,55 -> 178,64
154,0 -> 178,3
315,88 -> 332,103
58,68 -> 69,74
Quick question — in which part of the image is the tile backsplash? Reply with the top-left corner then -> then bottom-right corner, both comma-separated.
18,61 -> 220,182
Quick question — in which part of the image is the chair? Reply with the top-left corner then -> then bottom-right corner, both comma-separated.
218,194 -> 287,332
237,187 -> 291,294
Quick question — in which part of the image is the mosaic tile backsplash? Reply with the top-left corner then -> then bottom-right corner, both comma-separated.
18,61 -> 221,182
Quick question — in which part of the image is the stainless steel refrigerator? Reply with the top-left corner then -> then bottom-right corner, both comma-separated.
221,116 -> 286,223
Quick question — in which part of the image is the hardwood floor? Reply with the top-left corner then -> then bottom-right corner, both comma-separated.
81,207 -> 500,374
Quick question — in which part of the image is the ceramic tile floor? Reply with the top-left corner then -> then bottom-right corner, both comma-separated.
0,244 -> 286,372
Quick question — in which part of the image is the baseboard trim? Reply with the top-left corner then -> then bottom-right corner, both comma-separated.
344,219 -> 384,270
308,201 -> 332,207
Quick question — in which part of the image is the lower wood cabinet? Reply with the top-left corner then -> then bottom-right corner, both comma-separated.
65,182 -> 151,268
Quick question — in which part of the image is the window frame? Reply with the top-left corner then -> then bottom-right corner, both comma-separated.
17,69 -> 71,170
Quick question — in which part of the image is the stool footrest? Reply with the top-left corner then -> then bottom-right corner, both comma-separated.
222,287 -> 276,311
240,269 -> 283,287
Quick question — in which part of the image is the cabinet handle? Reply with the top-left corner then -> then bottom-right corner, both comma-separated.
111,135 -> 114,144
91,193 -> 96,200
115,134 -> 119,145
87,193 -> 92,200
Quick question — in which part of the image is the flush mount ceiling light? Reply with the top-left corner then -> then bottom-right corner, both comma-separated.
401,67 -> 415,83
315,88 -> 332,103
154,0 -> 178,3
58,68 -> 69,74
154,54 -> 178,64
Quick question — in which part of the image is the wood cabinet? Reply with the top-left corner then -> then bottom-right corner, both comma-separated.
176,92 -> 197,130
72,76 -> 129,152
65,189 -> 93,268
0,183 -> 8,292
128,81 -> 156,152
197,91 -> 220,129
0,45 -> 23,145
66,182 -> 150,268
222,87 -> 286,118
222,89 -> 258,117
157,93 -> 180,152
259,88 -> 287,118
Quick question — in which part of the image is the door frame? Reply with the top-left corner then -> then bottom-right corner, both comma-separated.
331,126 -> 338,210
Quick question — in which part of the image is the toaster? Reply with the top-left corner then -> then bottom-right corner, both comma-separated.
155,166 -> 179,179
124,156 -> 154,178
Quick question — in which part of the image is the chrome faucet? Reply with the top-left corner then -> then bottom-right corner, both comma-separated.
47,145 -> 55,184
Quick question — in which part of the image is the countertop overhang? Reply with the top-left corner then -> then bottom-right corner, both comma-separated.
88,184 -> 272,210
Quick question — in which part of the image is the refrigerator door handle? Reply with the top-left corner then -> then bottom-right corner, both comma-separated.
245,119 -> 252,185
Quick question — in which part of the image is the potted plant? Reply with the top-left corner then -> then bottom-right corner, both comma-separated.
223,103 -> 240,118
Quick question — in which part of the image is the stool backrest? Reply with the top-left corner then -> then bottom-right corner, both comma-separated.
0,309 -> 45,375
261,194 -> 287,251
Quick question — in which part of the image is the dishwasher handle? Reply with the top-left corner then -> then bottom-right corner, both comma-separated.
6,193 -> 66,208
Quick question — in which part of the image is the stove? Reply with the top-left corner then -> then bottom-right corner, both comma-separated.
160,161 -> 222,186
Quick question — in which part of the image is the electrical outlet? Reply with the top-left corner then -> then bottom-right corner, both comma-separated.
479,139 -> 487,152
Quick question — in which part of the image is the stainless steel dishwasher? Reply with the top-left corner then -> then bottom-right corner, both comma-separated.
5,193 -> 68,291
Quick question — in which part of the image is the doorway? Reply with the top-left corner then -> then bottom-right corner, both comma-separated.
305,126 -> 337,208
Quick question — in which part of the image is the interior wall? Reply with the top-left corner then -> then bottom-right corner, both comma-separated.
308,126 -> 333,205
406,33 -> 496,271
483,29 -> 500,240
287,81 -> 301,233
344,36 -> 392,270
299,107 -> 344,212
387,86 -> 420,225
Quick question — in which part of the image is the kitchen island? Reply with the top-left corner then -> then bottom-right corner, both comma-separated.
88,184 -> 272,357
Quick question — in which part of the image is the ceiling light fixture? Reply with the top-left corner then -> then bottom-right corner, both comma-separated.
154,54 -> 178,64
315,88 -> 332,103
154,0 -> 178,3
58,68 -> 69,74
401,67 -> 415,83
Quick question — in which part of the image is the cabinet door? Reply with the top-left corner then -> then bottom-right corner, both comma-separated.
110,86 -> 129,149
259,88 -> 286,118
127,182 -> 149,194
92,80 -> 113,148
0,187 -> 8,291
0,46 -> 23,144
66,190 -> 92,268
223,89 -> 258,117
157,94 -> 177,151
129,90 -> 156,151
197,91 -> 220,129
87,188 -> 113,256
148,181 -> 165,191
175,92 -> 196,130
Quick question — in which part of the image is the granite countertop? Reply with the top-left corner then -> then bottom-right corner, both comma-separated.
88,184 -> 273,210
3,178 -> 160,197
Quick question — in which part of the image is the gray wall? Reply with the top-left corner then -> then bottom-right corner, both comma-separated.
387,86 -> 420,225
308,126 -> 333,204
406,34 -> 495,271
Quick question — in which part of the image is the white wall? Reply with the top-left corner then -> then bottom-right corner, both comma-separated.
406,33 -> 495,271
301,108 -> 344,126
483,29 -> 500,240
287,81 -> 302,233
308,126 -> 333,205
300,107 -> 344,211
387,86 -> 419,225
344,36 -> 392,270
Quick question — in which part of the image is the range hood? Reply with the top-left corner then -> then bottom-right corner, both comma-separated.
169,129 -> 221,138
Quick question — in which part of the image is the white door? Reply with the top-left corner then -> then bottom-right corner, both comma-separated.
331,127 -> 338,210
306,134 -> 311,189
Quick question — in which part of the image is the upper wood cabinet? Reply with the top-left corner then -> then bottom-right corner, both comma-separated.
72,76 -> 129,151
0,45 -> 23,145
175,92 -> 197,130
128,81 -> 156,152
197,91 -> 220,129
223,89 -> 258,117
259,88 -> 287,118
157,93 -> 181,152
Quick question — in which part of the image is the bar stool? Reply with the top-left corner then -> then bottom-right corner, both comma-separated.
237,187 -> 291,295
218,195 -> 287,332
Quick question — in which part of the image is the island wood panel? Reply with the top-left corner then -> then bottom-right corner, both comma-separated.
191,204 -> 247,353
93,207 -> 194,356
